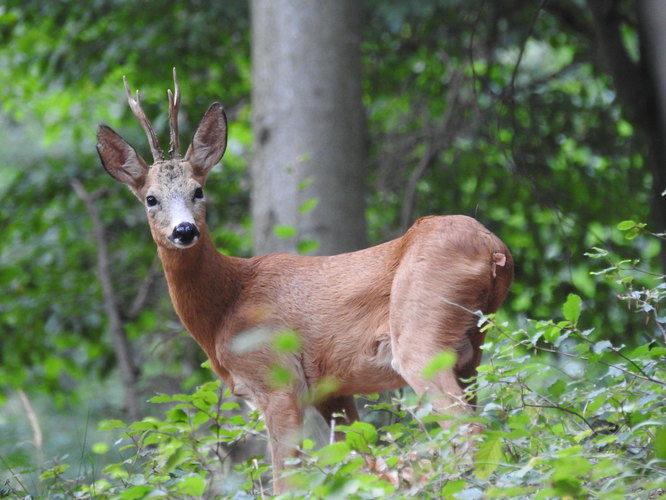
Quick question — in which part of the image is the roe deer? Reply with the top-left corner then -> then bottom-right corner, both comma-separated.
96,70 -> 513,492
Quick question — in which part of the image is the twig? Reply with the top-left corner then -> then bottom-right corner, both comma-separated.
516,377 -> 590,432
399,70 -> 469,231
491,319 -> 666,387
127,256 -> 161,320
329,417 -> 336,445
16,389 -> 44,464
0,456 -> 30,495
572,330 -> 653,381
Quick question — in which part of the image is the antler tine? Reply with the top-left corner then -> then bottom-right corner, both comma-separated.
123,76 -> 164,162
167,67 -> 181,159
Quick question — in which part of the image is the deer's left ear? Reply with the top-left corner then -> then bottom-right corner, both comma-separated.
185,103 -> 227,181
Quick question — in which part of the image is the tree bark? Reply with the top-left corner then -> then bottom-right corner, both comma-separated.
587,0 -> 666,270
637,0 -> 666,268
250,0 -> 367,255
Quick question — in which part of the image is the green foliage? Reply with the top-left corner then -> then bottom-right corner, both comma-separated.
0,0 -> 253,399
362,1 -> 659,343
3,228 -> 664,498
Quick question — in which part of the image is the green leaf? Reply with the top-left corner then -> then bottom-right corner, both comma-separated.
297,239 -> 320,254
562,294 -> 582,325
40,464 -> 70,480
475,436 -> 503,480
91,442 -> 109,455
344,421 -> 378,452
543,324 -> 562,343
273,329 -> 302,353
298,176 -> 315,190
310,375 -> 341,403
422,350 -> 457,380
617,220 -> 646,240
142,432 -> 168,446
150,393 -> 176,403
298,198 -> 319,213
166,407 -> 189,423
98,419 -> 126,430
616,220 -> 636,230
616,120 -> 633,137
269,364 -> 293,388
274,225 -> 297,239
315,441 -> 351,465
220,401 -> 241,411
441,479 -> 467,497
338,456 -> 365,476
118,485 -> 153,500
655,425 -> 666,460
302,438 -> 315,451
176,475 -> 206,496
625,227 -> 641,240
548,379 -> 566,398
128,419 -> 159,432
193,388 -> 219,411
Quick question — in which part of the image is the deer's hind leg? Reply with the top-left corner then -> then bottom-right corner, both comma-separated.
388,248 -> 485,431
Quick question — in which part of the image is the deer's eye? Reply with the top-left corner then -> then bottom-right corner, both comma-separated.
193,187 -> 204,200
146,195 -> 158,207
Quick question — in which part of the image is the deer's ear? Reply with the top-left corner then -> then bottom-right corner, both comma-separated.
185,103 -> 227,180
97,125 -> 149,197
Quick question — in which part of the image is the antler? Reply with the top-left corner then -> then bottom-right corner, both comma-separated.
167,67 -> 181,159
123,76 -> 164,162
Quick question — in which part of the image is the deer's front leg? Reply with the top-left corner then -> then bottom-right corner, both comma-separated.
260,389 -> 304,493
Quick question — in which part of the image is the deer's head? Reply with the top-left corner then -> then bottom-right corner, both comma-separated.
97,70 -> 227,249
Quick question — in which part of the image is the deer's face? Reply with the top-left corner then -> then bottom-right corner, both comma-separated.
97,96 -> 227,251
139,160 -> 207,249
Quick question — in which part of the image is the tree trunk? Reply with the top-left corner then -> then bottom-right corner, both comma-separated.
250,0 -> 367,256
637,0 -> 666,271
587,0 -> 666,271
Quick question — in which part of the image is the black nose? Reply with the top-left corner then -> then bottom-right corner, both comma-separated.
172,222 -> 200,245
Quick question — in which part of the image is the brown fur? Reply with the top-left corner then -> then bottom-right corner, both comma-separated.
97,100 -> 513,493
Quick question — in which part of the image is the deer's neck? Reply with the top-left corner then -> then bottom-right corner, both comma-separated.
157,225 -> 244,374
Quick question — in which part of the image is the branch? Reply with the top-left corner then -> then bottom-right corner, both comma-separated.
399,70 -> 476,230
490,319 -> 666,387
72,179 -> 140,420
126,255 -> 161,321
16,389 -> 43,464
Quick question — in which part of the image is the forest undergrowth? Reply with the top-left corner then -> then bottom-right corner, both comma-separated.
2,222 -> 665,499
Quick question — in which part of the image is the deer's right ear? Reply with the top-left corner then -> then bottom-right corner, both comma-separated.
96,125 -> 149,196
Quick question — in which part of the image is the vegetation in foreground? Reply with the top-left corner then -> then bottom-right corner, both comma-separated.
1,223 -> 664,499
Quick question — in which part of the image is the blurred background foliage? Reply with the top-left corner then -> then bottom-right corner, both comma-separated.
0,0 -> 663,483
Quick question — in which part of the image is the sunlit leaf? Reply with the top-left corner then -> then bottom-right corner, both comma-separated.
314,441 -> 351,465
562,294 -> 582,325
475,437 -> 503,480
422,351 -> 457,380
